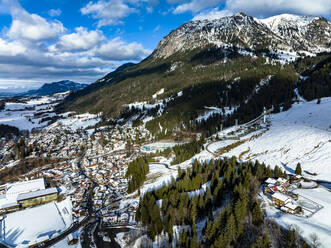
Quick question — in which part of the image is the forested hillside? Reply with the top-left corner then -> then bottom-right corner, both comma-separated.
136,157 -> 307,247
296,53 -> 331,100
56,13 -> 330,141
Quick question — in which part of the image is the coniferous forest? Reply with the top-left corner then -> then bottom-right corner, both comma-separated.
136,157 -> 308,247
125,157 -> 149,193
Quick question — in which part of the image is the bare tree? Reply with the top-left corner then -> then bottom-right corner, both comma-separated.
310,233 -> 321,248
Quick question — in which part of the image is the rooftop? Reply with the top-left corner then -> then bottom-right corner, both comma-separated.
284,202 -> 299,210
6,178 -> 45,196
265,178 -> 277,184
272,192 -> 291,202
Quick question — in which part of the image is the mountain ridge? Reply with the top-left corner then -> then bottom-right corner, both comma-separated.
151,12 -> 330,59
20,80 -> 87,96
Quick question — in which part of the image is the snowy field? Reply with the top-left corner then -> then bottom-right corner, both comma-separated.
141,142 -> 184,153
0,93 -> 100,132
48,113 -> 101,131
0,95 -> 62,131
204,97 -> 331,181
0,198 -> 73,247
196,106 -> 235,122
262,187 -> 331,247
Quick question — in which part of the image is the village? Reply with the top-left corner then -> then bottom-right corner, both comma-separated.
0,118 -> 154,247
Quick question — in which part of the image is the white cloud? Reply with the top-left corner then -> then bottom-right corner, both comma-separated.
0,0 -> 152,87
8,16 -> 65,41
173,0 -> 223,14
80,0 -> 161,26
146,6 -> 154,13
81,0 -> 137,27
48,8 -> 62,17
95,37 -> 151,60
0,38 -> 26,56
193,8 -> 233,21
55,27 -> 105,51
189,0 -> 331,21
153,25 -> 160,32
6,3 -> 65,42
226,0 -> 331,17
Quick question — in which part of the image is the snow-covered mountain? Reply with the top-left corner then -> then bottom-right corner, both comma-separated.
21,80 -> 87,96
152,12 -> 331,59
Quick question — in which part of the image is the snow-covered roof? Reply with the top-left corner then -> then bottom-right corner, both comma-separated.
265,178 -> 277,185
17,187 -> 58,201
272,192 -> 291,202
284,202 -> 300,210
0,202 -> 19,209
6,178 -> 45,196
277,178 -> 288,184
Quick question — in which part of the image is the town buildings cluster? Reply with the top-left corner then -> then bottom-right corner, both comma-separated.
0,119 -> 154,245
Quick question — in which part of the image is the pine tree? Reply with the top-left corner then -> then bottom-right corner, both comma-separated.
263,234 -> 271,248
295,163 -> 302,175
252,201 -> 262,226
225,213 -> 236,246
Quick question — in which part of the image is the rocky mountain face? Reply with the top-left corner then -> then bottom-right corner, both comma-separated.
151,13 -> 331,59
22,80 -> 87,96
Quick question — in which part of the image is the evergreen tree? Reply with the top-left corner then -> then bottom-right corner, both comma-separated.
252,201 -> 262,226
295,163 -> 302,175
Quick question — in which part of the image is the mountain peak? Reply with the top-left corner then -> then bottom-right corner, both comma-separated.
235,12 -> 248,17
152,13 -> 330,59
260,13 -> 318,29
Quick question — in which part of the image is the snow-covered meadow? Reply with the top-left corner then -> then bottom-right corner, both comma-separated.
221,97 -> 331,181
0,96 -> 59,131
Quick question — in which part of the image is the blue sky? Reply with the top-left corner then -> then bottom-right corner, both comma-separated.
0,0 -> 330,92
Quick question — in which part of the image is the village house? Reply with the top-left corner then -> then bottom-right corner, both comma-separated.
103,212 -> 118,224
120,212 -> 129,223
276,177 -> 289,187
264,184 -> 286,194
281,202 -> 302,214
272,192 -> 291,207
290,174 -> 303,183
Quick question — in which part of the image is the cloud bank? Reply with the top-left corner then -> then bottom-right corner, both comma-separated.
0,0 -> 151,89
176,0 -> 331,20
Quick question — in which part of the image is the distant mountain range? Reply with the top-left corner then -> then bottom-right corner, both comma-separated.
19,80 -> 88,96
